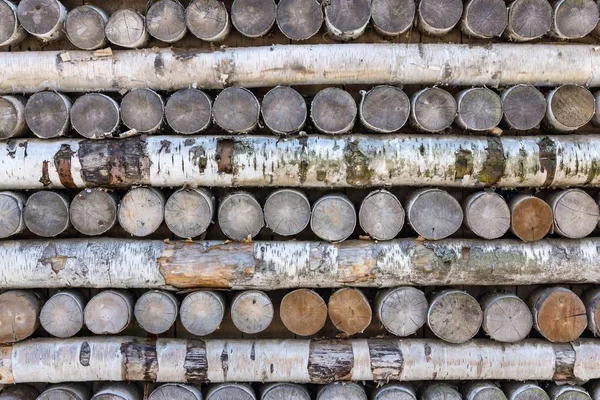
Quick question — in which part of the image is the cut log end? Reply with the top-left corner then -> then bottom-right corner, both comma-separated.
548,385 -> 591,400
71,93 -> 120,139
25,91 -> 71,139
16,0 -> 65,41
121,88 -> 164,133
0,0 -> 25,47
548,189 -> 599,239
150,384 -> 202,400
376,287 -> 428,337
280,289 -> 327,336
462,191 -> 510,240
24,191 -> 70,237
529,287 -> 587,343
207,384 -> 256,400
213,87 -> 260,133
455,88 -> 503,131
0,385 -> 39,400
506,0 -> 552,41
165,89 -> 212,134
359,189 -> 405,241
503,382 -> 550,400
186,0 -> 230,42
552,0 -> 599,39
65,6 -> 108,50
328,288 -> 372,336
0,192 -> 25,238
0,290 -> 41,343
84,290 -> 134,335
481,292 -> 533,342
146,0 -> 187,43
373,384 -> 417,400
410,88 -> 457,132
462,0 -> 508,38
546,85 -> 595,131
118,187 -> 165,237
38,384 -> 92,400
418,0 -> 463,35
311,88 -> 357,134
318,383 -> 368,400
422,385 -> 462,400
427,290 -> 483,344
276,0 -> 323,41
324,0 -> 371,40
359,85 -> 410,133
180,291 -> 226,336
231,290 -> 274,334
501,85 -> 546,130
0,96 -> 26,140
261,86 -> 307,134
371,0 -> 415,36
105,9 -> 149,48
134,290 -> 178,334
463,383 -> 507,400
93,384 -> 140,400
264,189 -> 311,236
405,189 -> 463,241
311,193 -> 356,242
509,195 -> 552,242
262,383 -> 311,400
40,290 -> 85,338
218,192 -> 264,241
70,189 -> 118,236
231,0 -> 276,38
165,188 -> 214,238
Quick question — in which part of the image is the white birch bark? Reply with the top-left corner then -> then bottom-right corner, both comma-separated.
1,44 -> 600,92
2,238 -> 600,289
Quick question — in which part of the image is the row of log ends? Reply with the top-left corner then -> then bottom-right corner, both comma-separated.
2,286 -> 598,344
2,0 -> 600,47
1,381 -> 599,400
2,84 -> 599,139
3,187 -> 598,242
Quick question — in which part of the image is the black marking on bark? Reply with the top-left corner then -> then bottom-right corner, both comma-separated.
184,340 -> 209,384
478,137 -> 506,185
154,53 -> 165,77
250,342 -> 256,360
79,341 -> 91,366
216,139 -> 234,174
308,340 -> 353,383
190,145 -> 207,173
553,343 -> 575,380
369,339 -> 403,381
344,140 -> 374,187
54,144 -> 76,188
537,136 -> 556,187
220,341 -> 229,381
455,148 -> 474,179
121,339 -> 158,381
159,140 -> 171,154
40,160 -> 51,186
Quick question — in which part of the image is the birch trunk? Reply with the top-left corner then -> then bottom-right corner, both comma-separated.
3,44 -> 600,92
3,237 -> 600,289
1,337 -> 599,384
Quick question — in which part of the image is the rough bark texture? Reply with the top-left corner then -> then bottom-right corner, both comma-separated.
462,191 -> 510,240
165,188 -> 214,238
359,86 -> 410,133
213,87 -> 260,133
231,0 -> 276,38
0,0 -> 25,47
261,86 -> 307,134
311,88 -> 357,134
2,337 -> 599,384
376,287 -> 427,337
180,290 -> 226,336
546,189 -> 599,239
24,191 -> 70,237
83,290 -> 134,335
311,193 -> 356,242
545,85 -> 595,132
410,88 -> 457,132
69,188 -> 118,236
0,290 -> 41,343
371,0 -> 415,36
105,9 -> 149,48
501,85 -> 546,130
150,384 -> 202,400
263,189 -> 311,236
359,189 -> 405,241
276,0 -> 322,40
418,0 -> 463,35
165,89 -> 212,134
328,288 -> 372,336
280,289 -> 327,336
65,5 -> 108,50
324,0 -> 371,40
462,0 -> 508,38
583,287 -> 600,337
186,0 -> 230,42
505,0 -> 552,41
529,287 -> 587,343
480,292 -> 533,343
134,290 -> 178,334
405,189 -> 463,240
550,0 -> 599,39
218,192 -> 264,241
121,88 -> 164,133
70,93 -> 120,139
25,91 -> 71,138
146,0 -> 187,43
16,0 -> 66,41
427,290 -> 483,344
0,95 -> 26,140
40,290 -> 86,338
231,290 -> 274,334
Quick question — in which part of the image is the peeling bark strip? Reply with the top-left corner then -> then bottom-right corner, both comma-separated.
3,238 -> 600,289
2,44 -> 600,92
2,337 -> 600,384
4,134 -> 600,189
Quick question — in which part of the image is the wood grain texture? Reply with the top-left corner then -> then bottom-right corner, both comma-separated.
462,0 -> 508,38
261,86 -> 307,134
276,0 -> 322,40
40,290 -> 86,338
25,91 -> 71,138
264,189 -> 310,236
317,383 -> 367,400
165,89 -> 212,134
529,286 -> 587,343
83,290 -> 134,335
376,287 -> 427,337
0,95 -> 26,140
24,191 -> 70,237
218,191 -> 264,241
405,188 -> 463,240
37,384 -> 91,400
118,187 -> 165,237
359,189 -> 405,240
231,290 -> 274,334
427,289 -> 483,344
418,0 -> 463,35
455,88 -> 503,131
501,85 -> 546,130
311,193 -> 356,242
546,84 -> 595,131
463,382 -> 507,400
311,88 -> 357,134
547,385 -> 591,400
121,88 -> 164,133
134,290 -> 178,334
65,5 -> 107,50
186,0 -> 230,42
149,384 -> 202,400
421,384 -> 462,400
373,384 -> 417,400
207,384 -> 255,400
0,192 -> 26,238
371,0 -> 415,36
146,0 -> 187,42
92,384 -> 140,400
70,93 -> 120,139
505,0 -> 552,41
328,288 -> 372,336
547,189 -> 599,239
261,383 -> 310,400
359,85 -> 410,133
16,0 -> 66,41
410,88 -> 457,132
0,290 -> 41,343
105,9 -> 148,48
481,292 -> 533,342
180,290 -> 226,336
551,0 -> 599,39
231,0 -> 276,38
0,0 -> 25,47
462,191 -> 510,240
69,189 -> 118,236
509,195 -> 552,242
324,0 -> 371,40
212,87 -> 260,133
280,289 -> 327,336
503,382 -> 549,400
165,188 -> 214,238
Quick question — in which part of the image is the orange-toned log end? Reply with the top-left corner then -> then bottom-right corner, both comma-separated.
510,196 -> 553,242
533,287 -> 587,342
328,288 -> 372,336
280,289 -> 328,336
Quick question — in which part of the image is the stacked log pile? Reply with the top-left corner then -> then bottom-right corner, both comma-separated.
3,0 -> 600,397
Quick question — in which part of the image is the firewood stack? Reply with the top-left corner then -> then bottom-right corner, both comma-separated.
3,0 -> 600,398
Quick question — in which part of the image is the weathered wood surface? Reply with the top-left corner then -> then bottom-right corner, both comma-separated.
276,0 -> 322,41
186,0 -> 230,42
310,88 -> 357,134
376,287 -> 427,337
550,0 -> 599,39
405,189 -> 463,240
584,287 -> 600,337
218,191 -> 264,241
545,85 -> 595,132
69,188 -> 118,236
503,382 -> 549,400
118,187 -> 165,237
462,0 -> 508,38
16,0 -> 66,41
0,384 -> 38,400
501,85 -> 546,130
422,384 -> 462,400
207,384 -> 255,400
417,0 -> 463,35
212,87 -> 259,133
261,86 -> 306,134
371,0 -> 415,36
505,0 -> 552,41
180,290 -> 226,336
4,45 -> 600,92
463,382 -> 507,400
164,187 -> 214,238
529,286 -> 587,343
146,0 -> 187,43
481,292 -> 533,343
149,384 -> 202,400
70,93 -> 120,139
120,88 -> 164,133
0,191 -> 26,238
455,88 -> 503,131
231,0 -> 276,38
231,290 -> 274,334
134,290 -> 178,334
23,191 -> 70,237
4,238 -> 600,289
2,337 -> 600,384
509,195 -> 553,242
359,189 -> 405,240
328,288 -> 372,335
92,384 -> 140,400
462,191 -> 510,240
318,383 -> 367,399
373,384 -> 416,400
165,89 -> 212,134
65,5 -> 108,50
83,290 -> 134,335
359,85 -> 410,133
410,88 -> 457,132
311,193 -> 356,242
547,189 -> 599,239
427,289 -> 482,343
0,0 -> 25,47
262,383 -> 310,400
280,289 -> 327,336
37,383 -> 90,400
324,0 -> 371,40
105,9 -> 149,48
0,290 -> 41,343
0,95 -> 26,140
547,385 -> 591,400
40,290 -> 86,338
263,189 -> 311,236
25,91 -> 71,138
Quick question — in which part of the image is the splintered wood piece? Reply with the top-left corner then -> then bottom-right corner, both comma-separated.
261,384 -> 310,400
373,384 -> 417,400
311,88 -> 357,134
481,292 -> 533,342
0,0 -> 26,47
16,0 -> 66,41
134,290 -> 179,334
359,189 -> 405,240
207,384 -> 256,400
547,385 -> 591,400
261,86 -> 307,134
0,191 -> 26,238
317,383 -> 368,400
427,289 -> 483,344
40,290 -> 86,338
324,0 -> 371,40
462,0 -> 508,38
410,88 -> 457,132
105,9 -> 149,48
231,0 -> 276,38
146,0 -> 187,42
38,384 -> 91,400
264,189 -> 310,236
583,287 -> 600,336
505,0 -> 552,41
231,290 -> 274,334
118,187 -> 165,237
0,95 -> 26,140
70,189 -> 118,236
545,85 -> 595,131
359,85 -> 410,133
0,385 -> 39,400
218,192 -> 264,241
462,191 -> 510,240
547,189 -> 599,239
0,290 -> 41,343
165,89 -> 212,134
328,288 -> 372,336
165,188 -> 215,238
463,383 -> 507,400
65,5 -> 108,50
25,91 -> 71,138
150,384 -> 202,400
24,191 -> 70,237
84,290 -> 134,335
421,385 -> 463,400
509,195 -> 552,242
551,0 -> 599,39
503,382 -> 550,400
376,287 -> 427,337
311,193 -> 356,242
405,188 -> 463,240
280,289 -> 327,336
186,0 -> 230,42
71,93 -> 120,139
455,88 -> 503,131
213,87 -> 260,133
501,85 -> 546,130
121,88 -> 164,133
371,0 -> 415,36
529,286 -> 587,342
417,0 -> 463,35
92,384 -> 140,400
276,0 -> 323,40
180,290 -> 226,336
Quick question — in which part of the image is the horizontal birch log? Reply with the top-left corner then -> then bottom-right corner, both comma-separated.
4,44 -> 600,92
5,238 -> 600,289
6,134 -> 600,190
2,337 -> 600,384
